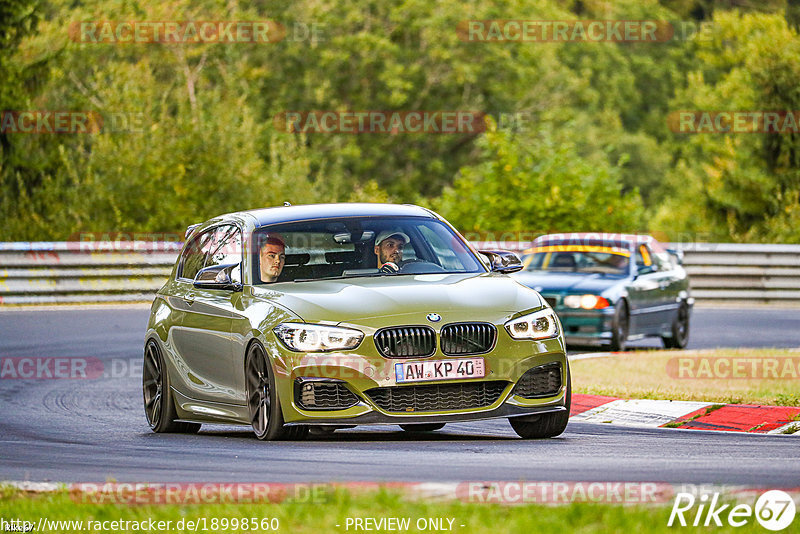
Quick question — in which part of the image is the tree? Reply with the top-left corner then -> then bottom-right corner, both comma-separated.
654,11 -> 800,242
433,123 -> 645,235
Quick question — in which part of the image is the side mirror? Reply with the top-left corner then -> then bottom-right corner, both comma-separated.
666,248 -> 684,266
478,250 -> 523,274
193,263 -> 243,291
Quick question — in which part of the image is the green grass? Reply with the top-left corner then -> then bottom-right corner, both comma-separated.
0,487 -> 783,534
571,348 -> 800,406
662,404 -> 725,428
0,489 -> 776,534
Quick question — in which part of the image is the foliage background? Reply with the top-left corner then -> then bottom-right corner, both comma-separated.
1,0 -> 799,242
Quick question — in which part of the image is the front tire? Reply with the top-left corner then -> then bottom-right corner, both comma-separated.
143,339 -> 201,434
245,342 -> 307,441
609,300 -> 629,352
509,365 -> 571,439
662,303 -> 690,349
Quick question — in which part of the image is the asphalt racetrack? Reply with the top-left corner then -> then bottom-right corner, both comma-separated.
1,306 -> 798,485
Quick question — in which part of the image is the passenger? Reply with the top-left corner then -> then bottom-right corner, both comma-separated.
373,229 -> 410,273
259,234 -> 286,282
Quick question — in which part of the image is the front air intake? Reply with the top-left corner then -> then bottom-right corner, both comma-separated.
294,379 -> 359,410
364,381 -> 508,413
513,363 -> 562,398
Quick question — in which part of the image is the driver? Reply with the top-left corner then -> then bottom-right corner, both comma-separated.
259,234 -> 286,283
607,253 -> 629,271
374,229 -> 410,273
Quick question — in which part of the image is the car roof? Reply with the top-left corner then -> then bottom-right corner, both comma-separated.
227,203 -> 437,228
531,232 -> 656,250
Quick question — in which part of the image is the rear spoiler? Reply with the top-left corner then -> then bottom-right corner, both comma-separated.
185,223 -> 202,240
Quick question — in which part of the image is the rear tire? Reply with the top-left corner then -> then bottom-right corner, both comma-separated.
399,423 -> 445,432
662,303 -> 690,349
143,339 -> 201,434
245,342 -> 307,441
509,365 -> 571,439
609,301 -> 629,352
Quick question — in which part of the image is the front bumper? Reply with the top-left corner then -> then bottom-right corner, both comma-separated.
284,403 -> 567,426
555,307 -> 615,346
271,329 -> 568,424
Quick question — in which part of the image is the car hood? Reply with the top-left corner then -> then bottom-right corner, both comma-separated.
251,272 -> 543,326
512,271 -> 625,294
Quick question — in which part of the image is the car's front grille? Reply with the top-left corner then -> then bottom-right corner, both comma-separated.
513,363 -> 562,398
364,381 -> 508,413
374,326 -> 436,358
439,323 -> 496,355
294,379 -> 359,410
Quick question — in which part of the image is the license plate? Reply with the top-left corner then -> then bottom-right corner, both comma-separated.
394,358 -> 485,384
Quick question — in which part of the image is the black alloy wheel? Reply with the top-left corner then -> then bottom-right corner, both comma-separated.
143,339 -> 200,433
245,342 -> 307,441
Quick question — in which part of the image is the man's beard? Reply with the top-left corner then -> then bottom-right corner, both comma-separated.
384,252 -> 400,264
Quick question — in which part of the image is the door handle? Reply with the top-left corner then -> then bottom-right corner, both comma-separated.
185,293 -> 196,305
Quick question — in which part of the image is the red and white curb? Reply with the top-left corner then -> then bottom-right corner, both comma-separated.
571,394 -> 800,434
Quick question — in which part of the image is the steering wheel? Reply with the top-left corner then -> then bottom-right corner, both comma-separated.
398,260 -> 446,274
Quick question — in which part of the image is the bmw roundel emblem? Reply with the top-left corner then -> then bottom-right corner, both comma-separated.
426,313 -> 441,323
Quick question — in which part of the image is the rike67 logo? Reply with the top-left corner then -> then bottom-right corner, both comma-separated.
669,490 -> 796,530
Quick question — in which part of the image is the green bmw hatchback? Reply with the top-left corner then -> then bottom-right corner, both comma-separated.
143,203 -> 570,440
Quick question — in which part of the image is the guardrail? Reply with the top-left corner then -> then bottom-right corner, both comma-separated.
670,242 -> 800,306
0,242 -> 180,305
1,241 -> 799,306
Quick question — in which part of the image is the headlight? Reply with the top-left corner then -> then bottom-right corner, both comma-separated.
504,309 -> 559,340
563,294 -> 610,310
273,323 -> 364,352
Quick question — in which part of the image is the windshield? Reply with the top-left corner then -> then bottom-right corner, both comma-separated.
252,216 -> 485,283
521,245 -> 630,275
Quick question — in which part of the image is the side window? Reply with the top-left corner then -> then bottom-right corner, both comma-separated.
636,244 -> 656,271
179,230 -> 215,280
205,225 -> 243,283
178,225 -> 242,282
